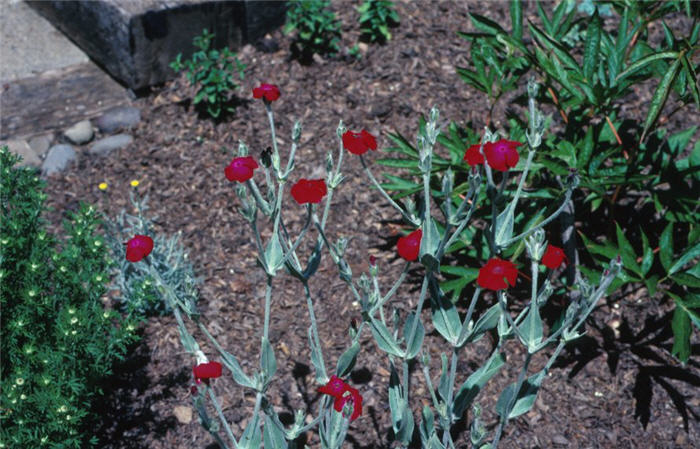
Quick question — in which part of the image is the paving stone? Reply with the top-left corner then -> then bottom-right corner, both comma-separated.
28,133 -> 54,157
42,143 -> 76,175
28,0 -> 287,89
94,106 -> 141,133
64,119 -> 94,144
89,134 -> 133,156
3,139 -> 41,167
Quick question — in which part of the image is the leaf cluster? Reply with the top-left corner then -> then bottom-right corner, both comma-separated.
284,0 -> 341,60
358,0 -> 399,44
0,147 -> 140,447
170,29 -> 245,118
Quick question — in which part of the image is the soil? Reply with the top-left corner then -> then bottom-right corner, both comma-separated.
38,1 -> 699,448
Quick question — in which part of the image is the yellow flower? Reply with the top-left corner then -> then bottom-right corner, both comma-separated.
130,180 -> 140,187
98,182 -> 108,190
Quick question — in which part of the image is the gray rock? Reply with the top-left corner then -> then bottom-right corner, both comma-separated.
64,120 -> 94,144
3,139 -> 41,167
28,1 -> 287,90
42,144 -> 76,175
28,134 -> 54,157
89,134 -> 133,156
94,106 -> 141,133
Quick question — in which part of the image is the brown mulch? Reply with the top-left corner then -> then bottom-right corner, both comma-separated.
39,1 -> 699,448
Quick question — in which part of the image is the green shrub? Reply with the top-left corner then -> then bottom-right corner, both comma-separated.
284,0 -> 341,61
170,28 -> 245,119
358,0 -> 399,44
0,147 -> 139,448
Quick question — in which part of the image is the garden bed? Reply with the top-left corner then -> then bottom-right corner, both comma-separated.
39,1 -> 699,448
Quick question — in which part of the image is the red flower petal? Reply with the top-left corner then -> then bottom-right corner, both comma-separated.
483,139 -> 522,172
225,156 -> 259,182
463,143 -> 485,166
541,244 -> 567,269
318,375 -> 348,398
192,361 -> 223,379
291,178 -> 327,204
125,235 -> 154,262
397,229 -> 422,261
342,130 -> 377,155
477,257 -> 518,290
333,386 -> 363,421
252,83 -> 280,102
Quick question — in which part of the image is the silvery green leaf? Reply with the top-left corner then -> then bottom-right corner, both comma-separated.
388,362 -> 405,429
396,407 -> 415,445
420,218 -> 441,271
335,342 -> 360,377
437,352 -> 450,401
303,243 -> 323,278
403,312 -> 425,359
459,304 -> 501,346
518,305 -> 543,351
494,201 -> 516,248
431,289 -> 461,346
308,326 -> 328,383
371,317 -> 404,357
496,371 -> 546,419
264,233 -> 285,275
263,414 -> 288,449
239,413 -> 261,449
497,312 -> 512,339
453,350 -> 506,417
222,349 -> 256,389
419,405 -> 436,444
261,337 -> 277,381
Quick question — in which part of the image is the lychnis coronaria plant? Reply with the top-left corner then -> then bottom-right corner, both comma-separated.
125,78 -> 620,448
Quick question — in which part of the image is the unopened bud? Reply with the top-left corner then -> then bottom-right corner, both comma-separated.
292,121 -> 302,142
337,120 -> 346,138
238,140 -> 249,157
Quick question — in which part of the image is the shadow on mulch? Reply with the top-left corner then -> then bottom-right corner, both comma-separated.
90,333 -> 186,448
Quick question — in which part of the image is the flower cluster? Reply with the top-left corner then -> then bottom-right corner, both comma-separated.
318,375 -> 363,421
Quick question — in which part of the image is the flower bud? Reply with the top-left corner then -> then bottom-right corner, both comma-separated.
336,120 -> 346,138
292,120 -> 302,143
237,140 -> 249,157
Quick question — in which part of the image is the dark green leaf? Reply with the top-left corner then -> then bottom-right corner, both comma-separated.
583,10 -> 601,82
642,56 -> 682,141
659,222 -> 674,272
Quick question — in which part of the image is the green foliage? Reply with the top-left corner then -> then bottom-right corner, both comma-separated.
0,147 -> 139,448
357,0 -> 399,44
170,29 -> 245,118
103,192 -> 200,317
284,0 -> 341,60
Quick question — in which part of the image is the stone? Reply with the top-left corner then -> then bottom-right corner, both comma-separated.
42,144 -> 76,175
64,120 -> 94,144
89,134 -> 133,156
28,0 -> 287,90
94,106 -> 141,133
28,134 -> 54,157
173,405 -> 192,424
3,139 -> 41,167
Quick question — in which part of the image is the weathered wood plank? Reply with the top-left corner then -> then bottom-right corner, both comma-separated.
0,63 -> 131,141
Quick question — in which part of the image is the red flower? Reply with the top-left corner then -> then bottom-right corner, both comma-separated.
291,178 -> 327,204
342,130 -> 377,155
318,376 -> 362,421
541,244 -> 567,269
333,386 -> 363,421
193,361 -> 223,380
125,235 -> 154,262
318,375 -> 347,397
463,143 -> 485,167
225,156 -> 259,183
477,257 -> 518,290
397,229 -> 422,262
483,139 -> 522,172
252,83 -> 280,102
